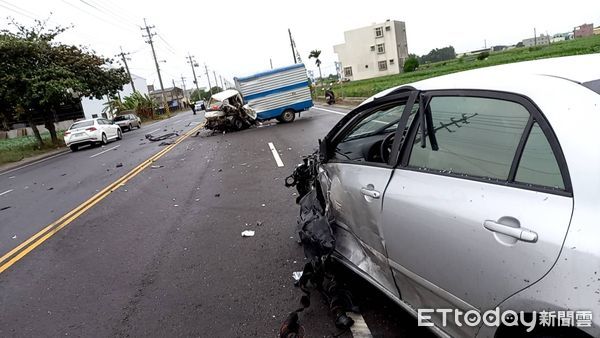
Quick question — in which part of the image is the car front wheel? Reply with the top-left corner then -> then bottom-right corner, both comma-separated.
117,129 -> 122,140
101,133 -> 108,145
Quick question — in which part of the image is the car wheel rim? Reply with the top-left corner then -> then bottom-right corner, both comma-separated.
103,134 -> 107,143
284,111 -> 293,121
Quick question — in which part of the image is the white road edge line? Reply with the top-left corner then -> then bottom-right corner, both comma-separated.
0,151 -> 69,177
268,142 -> 284,167
347,312 -> 373,338
314,106 -> 348,116
90,145 -> 120,158
0,189 -> 14,197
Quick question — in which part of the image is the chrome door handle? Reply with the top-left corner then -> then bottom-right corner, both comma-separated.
360,187 -> 381,199
483,220 -> 538,243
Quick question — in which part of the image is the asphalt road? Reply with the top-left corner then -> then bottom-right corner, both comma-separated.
0,106 -> 434,337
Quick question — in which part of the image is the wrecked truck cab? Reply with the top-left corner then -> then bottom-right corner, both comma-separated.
204,89 -> 256,131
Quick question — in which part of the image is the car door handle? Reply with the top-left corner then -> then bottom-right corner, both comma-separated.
360,187 -> 381,199
483,220 -> 538,243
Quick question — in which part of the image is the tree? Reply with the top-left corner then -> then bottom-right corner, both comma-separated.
308,49 -> 322,84
403,56 -> 419,72
191,88 -> 210,101
0,18 -> 129,146
419,46 -> 456,64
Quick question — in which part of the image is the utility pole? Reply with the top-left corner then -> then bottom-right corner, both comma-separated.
219,75 -> 224,90
180,75 -> 188,102
119,46 -> 135,92
213,71 -> 218,91
270,58 -> 273,69
187,54 -> 200,93
534,27 -> 537,46
288,28 -> 297,64
204,63 -> 213,95
141,18 -> 168,114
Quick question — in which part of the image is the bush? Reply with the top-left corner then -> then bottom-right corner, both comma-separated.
477,51 -> 490,60
403,56 -> 419,72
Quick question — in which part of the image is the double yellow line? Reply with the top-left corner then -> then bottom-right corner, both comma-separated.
0,123 -> 204,274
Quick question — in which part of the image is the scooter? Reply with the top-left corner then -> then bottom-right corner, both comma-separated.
325,90 -> 335,105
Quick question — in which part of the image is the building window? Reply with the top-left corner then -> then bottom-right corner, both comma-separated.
344,66 -> 353,77
375,27 -> 383,38
377,43 -> 385,54
378,60 -> 387,71
389,59 -> 394,64
385,26 -> 391,31
365,64 -> 369,69
370,45 -> 375,51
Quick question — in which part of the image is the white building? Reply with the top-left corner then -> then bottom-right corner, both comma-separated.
522,34 -> 550,47
334,20 -> 409,81
81,73 -> 148,120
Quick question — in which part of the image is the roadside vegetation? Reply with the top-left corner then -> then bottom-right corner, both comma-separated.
0,131 -> 64,165
329,35 -> 600,98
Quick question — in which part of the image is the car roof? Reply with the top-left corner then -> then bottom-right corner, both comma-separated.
365,54 -> 600,103
212,89 -> 240,101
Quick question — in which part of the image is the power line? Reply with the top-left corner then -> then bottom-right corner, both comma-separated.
0,0 -> 38,20
60,0 -> 137,34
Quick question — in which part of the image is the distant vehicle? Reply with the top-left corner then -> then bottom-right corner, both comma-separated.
64,118 -> 122,151
194,100 -> 206,112
112,114 -> 141,131
234,63 -> 313,123
204,89 -> 257,131
297,54 -> 600,338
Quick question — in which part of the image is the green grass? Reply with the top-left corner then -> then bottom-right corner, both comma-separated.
328,35 -> 600,98
0,131 -> 65,165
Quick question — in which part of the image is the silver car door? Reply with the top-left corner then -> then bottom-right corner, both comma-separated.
319,92 -> 418,298
382,91 -> 573,337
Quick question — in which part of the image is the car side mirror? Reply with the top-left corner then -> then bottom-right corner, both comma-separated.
319,138 -> 329,162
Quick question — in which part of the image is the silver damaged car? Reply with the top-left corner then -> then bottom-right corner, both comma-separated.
309,54 -> 600,338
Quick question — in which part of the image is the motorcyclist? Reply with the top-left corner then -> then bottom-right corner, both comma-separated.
325,87 -> 335,105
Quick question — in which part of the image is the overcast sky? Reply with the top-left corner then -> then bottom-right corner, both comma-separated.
2,0 -> 600,92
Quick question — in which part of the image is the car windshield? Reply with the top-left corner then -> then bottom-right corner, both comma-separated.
582,79 -> 600,94
113,116 -> 128,121
70,120 -> 94,129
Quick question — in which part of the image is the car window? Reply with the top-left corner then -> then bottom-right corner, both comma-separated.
70,121 -> 94,129
113,116 -> 126,121
582,79 -> 600,95
342,104 -> 408,142
515,123 -> 565,189
408,96 -> 530,180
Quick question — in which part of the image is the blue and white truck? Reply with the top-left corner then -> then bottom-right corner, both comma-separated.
235,63 -> 313,123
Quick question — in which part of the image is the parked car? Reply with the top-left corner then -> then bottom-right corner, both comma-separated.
64,118 -> 122,151
194,100 -> 206,111
310,54 -> 600,338
112,114 -> 141,131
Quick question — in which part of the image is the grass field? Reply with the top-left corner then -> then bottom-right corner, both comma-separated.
326,35 -> 600,98
0,132 -> 65,165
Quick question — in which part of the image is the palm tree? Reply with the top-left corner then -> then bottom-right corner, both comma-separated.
308,49 -> 323,84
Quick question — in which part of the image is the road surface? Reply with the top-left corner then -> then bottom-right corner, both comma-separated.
0,107 -> 434,337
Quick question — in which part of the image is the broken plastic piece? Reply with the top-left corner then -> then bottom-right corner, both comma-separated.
116,163 -> 123,168
292,271 -> 303,281
241,230 -> 255,237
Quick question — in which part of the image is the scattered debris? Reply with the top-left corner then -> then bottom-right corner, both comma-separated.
151,165 -> 164,169
145,131 -> 179,142
241,230 -> 255,237
218,169 -> 222,172
139,142 -> 147,145
12,235 -> 17,239
47,187 -> 54,191
0,206 -> 11,211
158,140 -> 174,146
60,173 -> 67,177
214,193 -> 220,198
116,163 -> 123,168
8,176 -> 15,179
261,204 -> 266,207
256,221 -> 263,226
292,271 -> 303,282
173,204 -> 179,207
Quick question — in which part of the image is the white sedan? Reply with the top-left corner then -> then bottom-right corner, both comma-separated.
64,118 -> 122,151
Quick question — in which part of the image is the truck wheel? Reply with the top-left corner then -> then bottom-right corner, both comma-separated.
279,109 -> 296,123
232,117 -> 244,131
